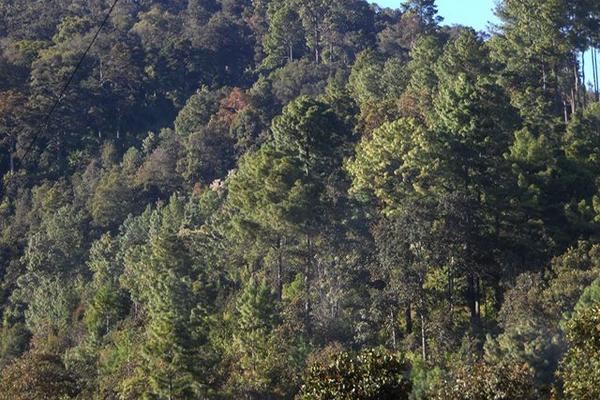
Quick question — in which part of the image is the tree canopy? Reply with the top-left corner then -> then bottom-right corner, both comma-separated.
0,0 -> 600,398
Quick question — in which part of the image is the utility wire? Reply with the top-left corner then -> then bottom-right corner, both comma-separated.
19,0 -> 120,164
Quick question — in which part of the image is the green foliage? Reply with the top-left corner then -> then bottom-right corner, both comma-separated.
0,322 -> 30,369
24,276 -> 78,350
347,117 -> 431,212
85,282 -> 129,338
0,0 -> 600,398
226,278 -> 286,396
564,103 -> 600,172
432,361 -> 539,400
0,351 -> 79,400
299,348 -> 411,400
125,195 -> 211,399
484,274 -> 562,387
272,95 -> 351,175
491,0 -> 571,129
399,35 -> 442,120
560,304 -> 600,400
576,278 -> 600,310
174,86 -> 227,137
347,50 -> 407,127
401,0 -> 441,32
236,278 -> 280,333
544,241 -> 600,319
228,144 -> 312,233
89,166 -> 138,229
21,204 -> 86,277
268,59 -> 330,105
263,1 -> 306,69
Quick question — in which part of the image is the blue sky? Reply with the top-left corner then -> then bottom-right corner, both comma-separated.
375,0 -> 500,32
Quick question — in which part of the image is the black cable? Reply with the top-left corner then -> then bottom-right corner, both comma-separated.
19,0 -> 120,164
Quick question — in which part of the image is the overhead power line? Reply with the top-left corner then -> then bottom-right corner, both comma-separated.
19,0 -> 120,164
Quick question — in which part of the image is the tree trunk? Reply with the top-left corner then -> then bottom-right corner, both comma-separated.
304,234 -> 312,335
592,49 -> 595,97
582,49 -> 587,108
420,310 -> 426,361
9,136 -> 15,175
592,49 -> 597,95
405,303 -> 413,334
475,277 -> 481,319
313,19 -> 320,64
447,259 -> 454,314
276,236 -> 284,301
573,55 -> 579,113
467,274 -> 481,334
541,56 -> 547,92
595,48 -> 600,101
390,310 -> 397,349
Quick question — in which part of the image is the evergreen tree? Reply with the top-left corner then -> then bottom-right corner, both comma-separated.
128,196 -> 211,399
228,278 -> 282,397
491,0 -> 572,127
400,0 -> 442,33
560,303 -> 600,400
263,1 -> 306,69
1,1 -> 600,398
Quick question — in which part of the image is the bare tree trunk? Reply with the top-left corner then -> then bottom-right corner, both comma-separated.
475,277 -> 481,319
541,57 -> 547,92
420,310 -> 426,361
9,136 -> 15,175
304,234 -> 313,335
571,89 -> 576,116
583,50 -> 587,108
405,303 -> 413,334
593,49 -> 596,97
276,236 -> 284,301
314,22 -> 320,64
595,48 -> 600,101
573,54 -> 579,113
593,49 -> 597,95
467,274 -> 481,334
447,259 -> 454,314
390,310 -> 397,349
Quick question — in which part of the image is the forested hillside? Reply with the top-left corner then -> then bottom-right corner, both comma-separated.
1,0 -> 600,398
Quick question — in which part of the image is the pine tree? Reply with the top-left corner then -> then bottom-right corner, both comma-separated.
228,278 -> 281,397
431,29 -> 519,334
401,0 -> 442,32
491,0 -> 572,127
129,196 -> 210,399
272,95 -> 351,178
262,1 -> 306,69
399,35 -> 442,121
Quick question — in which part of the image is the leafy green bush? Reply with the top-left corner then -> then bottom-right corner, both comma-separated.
298,348 -> 411,400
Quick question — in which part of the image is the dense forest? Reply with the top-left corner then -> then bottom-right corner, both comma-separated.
0,0 -> 600,398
